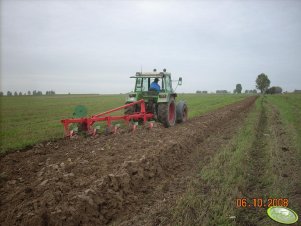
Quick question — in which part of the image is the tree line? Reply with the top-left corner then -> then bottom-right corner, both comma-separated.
245,89 -> 257,94
0,73 -> 290,96
195,73 -> 287,94
0,90 -> 56,96
231,73 -> 283,95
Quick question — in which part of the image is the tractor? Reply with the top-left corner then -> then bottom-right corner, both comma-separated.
125,69 -> 188,127
61,69 -> 188,137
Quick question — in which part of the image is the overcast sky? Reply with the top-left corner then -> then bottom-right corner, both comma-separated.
1,0 -> 301,94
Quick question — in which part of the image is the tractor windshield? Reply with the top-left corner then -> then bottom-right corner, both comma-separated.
135,77 -> 162,92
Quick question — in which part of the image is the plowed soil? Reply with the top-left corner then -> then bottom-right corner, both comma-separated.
0,96 -> 257,226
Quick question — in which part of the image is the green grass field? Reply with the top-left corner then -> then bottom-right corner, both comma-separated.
0,94 -> 247,154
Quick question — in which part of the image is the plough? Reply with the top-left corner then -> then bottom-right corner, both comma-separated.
61,99 -> 154,137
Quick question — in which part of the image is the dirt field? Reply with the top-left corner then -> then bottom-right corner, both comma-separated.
1,96 -> 258,225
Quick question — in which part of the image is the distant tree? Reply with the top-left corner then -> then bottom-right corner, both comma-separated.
266,86 -> 282,94
233,89 -> 236,94
235,84 -> 242,94
276,87 -> 283,93
244,89 -> 257,94
32,90 -> 42,95
7,91 -> 12,96
0,91 -> 3,96
19,92 -> 23,96
256,73 -> 270,93
14,91 -> 18,96
45,90 -> 55,95
196,90 -> 208,94
216,90 -> 228,94
27,91 -> 31,95
266,87 -> 273,94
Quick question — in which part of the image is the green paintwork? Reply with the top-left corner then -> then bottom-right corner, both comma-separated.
73,105 -> 87,118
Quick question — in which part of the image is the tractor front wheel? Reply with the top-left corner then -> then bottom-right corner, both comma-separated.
124,103 -> 135,115
158,98 -> 176,127
176,101 -> 188,123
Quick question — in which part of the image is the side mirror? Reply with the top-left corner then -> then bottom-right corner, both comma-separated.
178,77 -> 182,86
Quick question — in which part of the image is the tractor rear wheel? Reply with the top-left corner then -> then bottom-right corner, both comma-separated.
158,98 -> 176,127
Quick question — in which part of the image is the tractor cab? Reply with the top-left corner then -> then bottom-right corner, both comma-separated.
133,72 -> 172,93
126,69 -> 181,104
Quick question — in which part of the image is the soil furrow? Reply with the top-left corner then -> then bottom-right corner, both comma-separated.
114,98 -> 257,226
236,98 -> 269,225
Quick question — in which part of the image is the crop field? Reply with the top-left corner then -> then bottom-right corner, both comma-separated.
0,94 -> 246,154
0,94 -> 300,226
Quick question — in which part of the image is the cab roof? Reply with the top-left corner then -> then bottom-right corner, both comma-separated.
130,71 -> 171,78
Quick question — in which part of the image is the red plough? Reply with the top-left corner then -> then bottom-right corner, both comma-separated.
61,99 -> 154,137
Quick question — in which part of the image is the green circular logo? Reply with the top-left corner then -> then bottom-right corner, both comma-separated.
267,206 -> 298,224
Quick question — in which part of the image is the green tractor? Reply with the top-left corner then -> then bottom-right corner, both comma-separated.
125,69 -> 188,127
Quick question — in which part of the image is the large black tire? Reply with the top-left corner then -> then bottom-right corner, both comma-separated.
176,101 -> 188,123
158,98 -> 176,127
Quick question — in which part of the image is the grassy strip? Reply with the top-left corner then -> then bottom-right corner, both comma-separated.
170,97 -> 261,226
0,94 -> 248,154
266,94 -> 301,155
170,95 -> 301,225
264,95 -> 301,216
236,97 -> 274,225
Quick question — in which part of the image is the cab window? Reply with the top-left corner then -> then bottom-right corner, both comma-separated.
135,78 -> 149,92
165,76 -> 172,92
